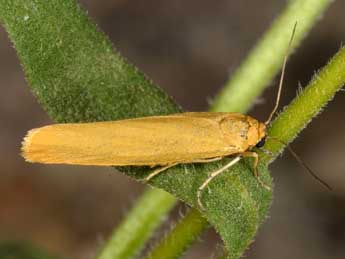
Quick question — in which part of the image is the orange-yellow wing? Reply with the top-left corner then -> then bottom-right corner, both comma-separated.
22,112 -> 245,166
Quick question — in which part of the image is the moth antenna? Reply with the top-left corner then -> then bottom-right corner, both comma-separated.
265,22 -> 298,126
267,136 -> 332,191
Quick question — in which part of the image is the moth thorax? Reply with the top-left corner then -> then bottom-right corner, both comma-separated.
219,115 -> 266,150
219,116 -> 252,149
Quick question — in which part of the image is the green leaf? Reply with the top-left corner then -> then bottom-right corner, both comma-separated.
0,0 -> 271,258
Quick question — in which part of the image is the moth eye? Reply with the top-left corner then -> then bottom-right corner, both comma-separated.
256,137 -> 266,148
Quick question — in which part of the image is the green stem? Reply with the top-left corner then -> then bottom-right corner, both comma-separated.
97,188 -> 176,259
211,0 -> 332,113
264,47 -> 345,162
145,208 -> 209,259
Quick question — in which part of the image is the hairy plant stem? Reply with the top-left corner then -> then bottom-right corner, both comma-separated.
264,47 -> 345,162
145,208 -> 208,259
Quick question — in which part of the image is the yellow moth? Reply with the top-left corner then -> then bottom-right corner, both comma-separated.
22,112 -> 269,207
23,24 -> 327,208
23,112 -> 266,168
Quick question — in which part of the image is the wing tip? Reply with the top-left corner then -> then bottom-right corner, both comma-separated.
21,128 -> 41,163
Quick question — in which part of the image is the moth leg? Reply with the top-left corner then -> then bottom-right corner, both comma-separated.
197,156 -> 241,210
240,151 -> 271,191
145,163 -> 179,182
145,157 -> 222,183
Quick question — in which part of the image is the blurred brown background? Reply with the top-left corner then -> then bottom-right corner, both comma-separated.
1,0 -> 345,258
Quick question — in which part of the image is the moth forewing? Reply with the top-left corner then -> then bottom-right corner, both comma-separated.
22,112 -> 265,167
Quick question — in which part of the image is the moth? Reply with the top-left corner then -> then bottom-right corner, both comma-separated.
21,24 -> 328,208
22,111 -> 270,207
